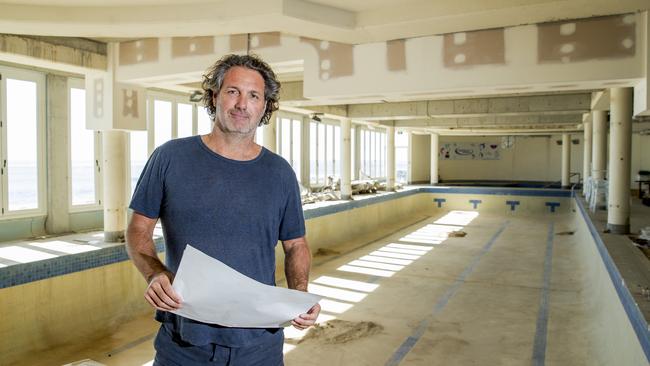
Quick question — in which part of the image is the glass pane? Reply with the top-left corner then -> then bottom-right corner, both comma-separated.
280,118 -> 291,162
396,130 -> 408,147
318,123 -> 325,185
197,107 -> 212,135
292,119 -> 301,181
351,127 -> 356,179
360,130 -> 366,177
381,132 -> 387,178
396,147 -> 408,183
6,78 -> 39,211
310,122 -> 317,185
326,125 -> 334,177
154,100 -> 172,148
255,125 -> 264,146
177,103 -> 193,138
334,126 -> 340,178
70,87 -> 96,206
130,131 -> 148,197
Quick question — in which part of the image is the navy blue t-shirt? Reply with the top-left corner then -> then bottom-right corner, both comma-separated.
129,135 -> 305,347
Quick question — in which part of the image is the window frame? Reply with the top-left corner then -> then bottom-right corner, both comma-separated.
67,78 -> 103,213
0,65 -> 47,219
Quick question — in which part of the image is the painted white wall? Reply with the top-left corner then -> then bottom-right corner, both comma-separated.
410,134 -> 431,183
433,135 -> 584,184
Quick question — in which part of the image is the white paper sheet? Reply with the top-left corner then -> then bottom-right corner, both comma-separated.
171,245 -> 322,328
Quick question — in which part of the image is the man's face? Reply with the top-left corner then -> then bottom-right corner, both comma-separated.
213,66 -> 266,136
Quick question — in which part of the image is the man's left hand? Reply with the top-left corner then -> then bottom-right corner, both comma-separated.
291,303 -> 321,330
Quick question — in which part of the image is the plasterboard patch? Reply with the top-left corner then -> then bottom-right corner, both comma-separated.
119,39 -> 158,65
538,14 -> 636,63
443,29 -> 505,68
229,34 -> 247,52
387,39 -> 406,71
172,36 -> 214,58
300,37 -> 354,80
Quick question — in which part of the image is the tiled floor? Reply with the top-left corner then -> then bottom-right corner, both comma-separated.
32,209 -> 610,365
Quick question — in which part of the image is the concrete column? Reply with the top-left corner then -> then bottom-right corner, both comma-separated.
353,127 -> 361,180
592,110 -> 607,181
340,119 -> 352,199
103,130 -> 128,242
45,74 -> 71,234
430,133 -> 439,184
263,111 -> 277,153
300,115 -> 311,187
607,87 -> 633,234
561,133 -> 571,188
582,120 -> 592,195
386,125 -> 396,191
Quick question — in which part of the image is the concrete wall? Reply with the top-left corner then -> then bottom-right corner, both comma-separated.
571,201 -> 648,365
410,134 -> 431,183
435,135 -> 584,183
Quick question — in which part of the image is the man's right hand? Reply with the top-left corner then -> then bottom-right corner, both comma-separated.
145,271 -> 183,311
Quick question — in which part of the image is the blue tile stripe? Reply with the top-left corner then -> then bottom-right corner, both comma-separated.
574,197 -> 650,362
506,200 -> 520,211
385,221 -> 509,366
469,199 -> 482,209
545,202 -> 561,213
0,240 -> 165,289
0,186 -> 570,289
532,222 -> 555,366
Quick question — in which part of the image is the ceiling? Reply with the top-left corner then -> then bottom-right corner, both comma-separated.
1,0 -> 649,134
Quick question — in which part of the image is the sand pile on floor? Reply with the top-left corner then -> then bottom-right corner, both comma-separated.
300,320 -> 383,344
314,248 -> 341,256
449,230 -> 467,237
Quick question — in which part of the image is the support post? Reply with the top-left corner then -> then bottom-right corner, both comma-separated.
561,133 -> 571,189
430,133 -> 439,184
607,87 -> 633,234
340,118 -> 352,199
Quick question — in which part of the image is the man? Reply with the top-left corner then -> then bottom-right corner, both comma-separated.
126,54 -> 320,366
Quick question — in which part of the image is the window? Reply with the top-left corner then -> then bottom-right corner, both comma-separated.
395,131 -> 409,184
177,103 -> 193,138
197,108 -> 212,135
309,120 -> 340,186
0,66 -> 45,216
129,131 -> 148,197
69,80 -> 101,208
153,100 -> 172,148
277,115 -> 301,181
359,128 -> 387,179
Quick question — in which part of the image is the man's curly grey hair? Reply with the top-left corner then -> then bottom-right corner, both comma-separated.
201,54 -> 281,126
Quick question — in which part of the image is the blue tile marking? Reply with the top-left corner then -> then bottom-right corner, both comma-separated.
545,202 -> 560,213
385,221 -> 509,366
532,222 -> 554,366
506,200 -> 520,211
575,197 -> 650,362
469,199 -> 482,209
433,198 -> 446,207
0,240 -> 165,290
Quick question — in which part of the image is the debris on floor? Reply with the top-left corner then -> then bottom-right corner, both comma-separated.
299,320 -> 383,344
556,231 -> 575,235
314,248 -> 341,257
449,230 -> 467,237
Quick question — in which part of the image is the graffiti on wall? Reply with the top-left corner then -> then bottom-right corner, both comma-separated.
440,142 -> 500,160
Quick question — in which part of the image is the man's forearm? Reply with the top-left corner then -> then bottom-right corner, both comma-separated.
284,240 -> 312,291
126,226 -> 167,283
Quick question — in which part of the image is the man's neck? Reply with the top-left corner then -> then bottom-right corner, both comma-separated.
201,129 -> 261,161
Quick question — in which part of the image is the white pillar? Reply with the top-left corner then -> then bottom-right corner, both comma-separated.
607,87 -> 633,234
430,133 -> 439,184
386,125 -> 396,191
103,130 -> 128,242
561,133 -> 571,188
263,111 -> 277,153
592,110 -> 607,181
582,120 -> 592,195
340,119 -> 352,199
